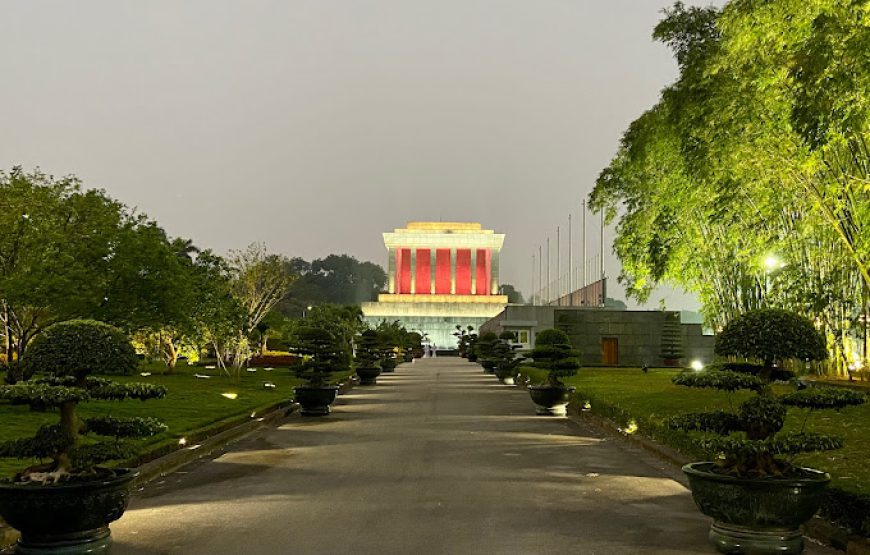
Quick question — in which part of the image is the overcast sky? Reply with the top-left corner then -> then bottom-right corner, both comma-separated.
1,0 -> 723,310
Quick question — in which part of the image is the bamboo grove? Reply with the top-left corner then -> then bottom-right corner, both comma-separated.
590,1 -> 869,375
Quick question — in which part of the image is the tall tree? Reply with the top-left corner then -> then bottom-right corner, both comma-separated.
228,243 -> 297,336
591,1 -> 869,374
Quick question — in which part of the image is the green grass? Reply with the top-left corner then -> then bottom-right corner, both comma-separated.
0,361 -> 355,478
521,366 -> 870,496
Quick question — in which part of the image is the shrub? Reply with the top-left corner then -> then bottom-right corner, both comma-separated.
354,330 -> 386,369
289,326 -> 350,386
528,329 -> 581,386
474,332 -> 499,362
0,320 -> 166,483
22,319 -> 140,377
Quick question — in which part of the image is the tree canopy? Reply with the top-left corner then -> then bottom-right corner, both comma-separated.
590,0 -> 869,374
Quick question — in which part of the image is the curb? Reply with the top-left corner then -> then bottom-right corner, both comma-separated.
565,401 -> 870,553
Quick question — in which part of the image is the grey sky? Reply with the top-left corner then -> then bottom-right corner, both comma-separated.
1,1 -> 722,310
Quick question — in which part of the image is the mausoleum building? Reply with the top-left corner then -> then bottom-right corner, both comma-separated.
361,222 -> 509,349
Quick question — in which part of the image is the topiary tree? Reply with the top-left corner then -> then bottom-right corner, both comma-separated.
289,326 -> 350,386
498,330 -> 517,342
0,320 -> 167,483
670,309 -> 865,477
491,338 -> 524,381
528,329 -> 581,387
452,325 -> 476,358
474,332 -> 499,366
354,329 -> 385,369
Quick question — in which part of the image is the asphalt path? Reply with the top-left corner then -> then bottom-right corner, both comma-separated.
112,358 -> 836,555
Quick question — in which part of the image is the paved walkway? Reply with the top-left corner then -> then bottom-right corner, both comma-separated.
113,358 -> 835,555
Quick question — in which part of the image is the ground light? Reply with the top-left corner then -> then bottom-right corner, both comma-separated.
221,392 -> 239,400
690,360 -> 704,371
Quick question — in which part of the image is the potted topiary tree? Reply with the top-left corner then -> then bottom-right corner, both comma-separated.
289,326 -> 350,416
0,320 -> 167,555
453,325 -> 477,359
670,309 -> 866,554
527,329 -> 580,416
475,332 -> 499,373
376,320 -> 404,372
354,329 -> 384,386
492,337 -> 524,385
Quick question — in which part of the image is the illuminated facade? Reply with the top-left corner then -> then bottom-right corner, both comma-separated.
362,222 -> 509,349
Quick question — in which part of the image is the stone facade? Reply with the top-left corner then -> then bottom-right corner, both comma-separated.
480,305 -> 715,367
362,222 -> 509,348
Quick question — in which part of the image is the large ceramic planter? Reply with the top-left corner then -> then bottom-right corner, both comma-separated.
0,468 -> 138,554
528,385 -> 575,416
355,366 -> 381,386
293,385 -> 339,416
493,367 -> 517,385
381,359 -> 397,373
480,360 -> 496,374
683,462 -> 830,554
467,354 -> 478,363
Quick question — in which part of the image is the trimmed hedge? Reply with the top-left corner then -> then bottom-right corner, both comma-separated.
23,319 -> 139,377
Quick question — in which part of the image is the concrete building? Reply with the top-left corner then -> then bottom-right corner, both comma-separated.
361,222 -> 509,349
480,305 -> 714,367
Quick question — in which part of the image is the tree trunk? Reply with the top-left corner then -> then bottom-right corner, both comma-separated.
57,401 -> 80,473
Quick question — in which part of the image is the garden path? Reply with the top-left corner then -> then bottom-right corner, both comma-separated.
112,358 -> 836,555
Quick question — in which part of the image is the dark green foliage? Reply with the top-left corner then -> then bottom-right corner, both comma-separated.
491,340 -> 524,378
0,320 -> 166,480
739,396 -> 786,440
498,331 -> 516,341
529,329 -> 580,386
69,443 -> 137,468
701,433 -> 844,461
0,425 -> 74,461
672,370 -> 765,392
289,326 -> 349,386
474,332 -> 499,362
780,388 -> 867,410
452,325 -> 477,357
84,377 -> 168,401
277,255 -> 386,316
354,330 -> 384,369
0,383 -> 90,407
23,320 -> 139,378
83,416 -> 167,439
668,411 -> 743,435
715,309 -> 827,367
704,361 -> 794,382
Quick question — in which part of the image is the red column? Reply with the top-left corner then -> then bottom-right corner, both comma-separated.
455,249 -> 472,294
398,248 -> 411,294
435,249 -> 451,294
415,249 -> 431,295
475,249 -> 489,295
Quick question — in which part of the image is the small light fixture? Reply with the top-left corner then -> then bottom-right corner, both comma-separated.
690,360 -> 704,371
178,437 -> 187,446
221,392 -> 238,400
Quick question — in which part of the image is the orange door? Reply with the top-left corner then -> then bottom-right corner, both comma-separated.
602,338 -> 618,365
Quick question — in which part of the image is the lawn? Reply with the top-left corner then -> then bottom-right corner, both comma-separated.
0,361 -> 354,478
521,366 -> 870,497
